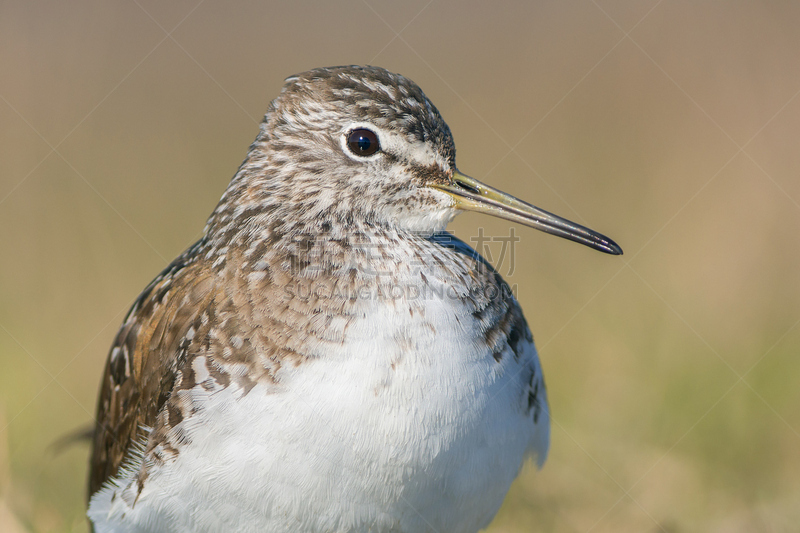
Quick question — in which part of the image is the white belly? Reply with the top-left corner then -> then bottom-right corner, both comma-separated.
88,287 -> 548,533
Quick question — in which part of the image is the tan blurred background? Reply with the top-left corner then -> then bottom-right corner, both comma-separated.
2,0 -> 799,531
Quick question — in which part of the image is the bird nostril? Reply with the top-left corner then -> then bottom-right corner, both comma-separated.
454,179 -> 479,195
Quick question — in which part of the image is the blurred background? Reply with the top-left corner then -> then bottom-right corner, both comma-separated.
2,0 -> 799,531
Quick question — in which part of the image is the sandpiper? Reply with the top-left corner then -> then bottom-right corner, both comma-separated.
87,65 -> 621,533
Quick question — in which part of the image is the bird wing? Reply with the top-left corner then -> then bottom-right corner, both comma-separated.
437,231 -> 550,463
88,242 -> 215,497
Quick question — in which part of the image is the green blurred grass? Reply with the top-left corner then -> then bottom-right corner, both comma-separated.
2,1 -> 800,532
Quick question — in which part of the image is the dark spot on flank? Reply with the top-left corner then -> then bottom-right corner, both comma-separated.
507,324 -> 521,354
109,351 -> 128,386
167,401 -> 183,426
156,387 -> 171,414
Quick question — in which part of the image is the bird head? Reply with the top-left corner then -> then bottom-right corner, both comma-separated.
211,65 -> 621,255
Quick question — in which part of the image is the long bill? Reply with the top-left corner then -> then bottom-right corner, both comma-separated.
431,170 -> 623,255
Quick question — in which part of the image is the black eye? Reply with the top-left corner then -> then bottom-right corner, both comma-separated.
346,128 -> 380,157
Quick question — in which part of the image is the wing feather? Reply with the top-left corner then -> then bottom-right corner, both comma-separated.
88,244 -> 214,497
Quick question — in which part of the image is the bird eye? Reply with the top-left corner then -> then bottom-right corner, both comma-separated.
346,128 -> 380,157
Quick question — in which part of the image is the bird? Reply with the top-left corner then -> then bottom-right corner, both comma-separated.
86,65 -> 622,533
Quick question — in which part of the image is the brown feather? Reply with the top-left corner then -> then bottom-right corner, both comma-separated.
88,244 -> 213,497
